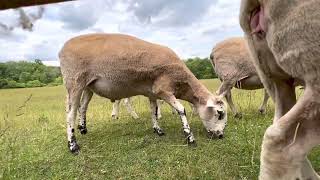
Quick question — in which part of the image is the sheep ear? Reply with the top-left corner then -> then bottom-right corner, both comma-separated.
218,91 -> 227,99
206,99 -> 215,108
216,90 -> 227,99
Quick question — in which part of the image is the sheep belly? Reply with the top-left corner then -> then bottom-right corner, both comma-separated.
88,78 -> 153,100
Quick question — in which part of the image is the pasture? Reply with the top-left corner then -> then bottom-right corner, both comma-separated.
0,79 -> 319,179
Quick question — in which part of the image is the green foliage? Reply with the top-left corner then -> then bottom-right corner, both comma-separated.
184,57 -> 217,79
48,77 -> 63,87
0,60 -> 62,89
6,80 -> 25,88
0,78 -> 8,88
26,80 -> 43,88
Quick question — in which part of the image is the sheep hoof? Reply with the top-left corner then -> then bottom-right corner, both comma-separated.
234,113 -> 243,119
154,127 -> 165,136
259,109 -> 266,114
78,125 -> 87,135
187,140 -> 197,147
185,132 -> 197,147
111,115 -> 118,120
68,139 -> 80,154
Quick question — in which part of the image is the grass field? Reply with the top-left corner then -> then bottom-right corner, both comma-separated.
0,79 -> 319,179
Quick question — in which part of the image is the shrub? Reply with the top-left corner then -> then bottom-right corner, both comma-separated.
0,78 -> 8,88
26,80 -> 43,88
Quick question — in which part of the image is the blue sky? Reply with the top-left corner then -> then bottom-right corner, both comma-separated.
0,0 -> 243,66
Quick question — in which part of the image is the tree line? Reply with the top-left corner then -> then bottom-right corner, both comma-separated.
0,60 -> 62,89
0,58 -> 217,89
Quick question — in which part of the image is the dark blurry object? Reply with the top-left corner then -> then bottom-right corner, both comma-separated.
0,0 -> 74,10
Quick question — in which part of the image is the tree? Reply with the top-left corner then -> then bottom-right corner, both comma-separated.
19,72 -> 31,83
0,78 -> 8,88
184,57 -> 217,79
34,59 -> 43,65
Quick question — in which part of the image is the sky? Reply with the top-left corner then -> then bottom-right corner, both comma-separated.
0,0 -> 243,66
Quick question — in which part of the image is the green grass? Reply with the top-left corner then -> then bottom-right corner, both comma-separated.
0,79 -> 319,179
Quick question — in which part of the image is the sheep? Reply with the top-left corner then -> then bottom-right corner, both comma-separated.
59,33 -> 227,153
111,98 -> 195,120
240,0 -> 320,179
111,98 -> 162,120
111,98 -> 139,120
211,37 -> 269,118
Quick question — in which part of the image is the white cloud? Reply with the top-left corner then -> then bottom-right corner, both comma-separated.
0,0 -> 243,65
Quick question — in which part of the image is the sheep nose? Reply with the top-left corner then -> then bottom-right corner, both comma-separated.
216,130 -> 224,139
217,110 -> 225,120
207,130 -> 224,139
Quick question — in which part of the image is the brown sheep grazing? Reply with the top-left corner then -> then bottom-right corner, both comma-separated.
211,37 -> 269,118
240,0 -> 320,179
59,33 -> 227,154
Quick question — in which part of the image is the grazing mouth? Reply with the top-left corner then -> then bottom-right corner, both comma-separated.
250,5 -> 267,36
207,131 -> 224,139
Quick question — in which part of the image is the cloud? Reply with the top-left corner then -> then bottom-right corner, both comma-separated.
24,40 -> 60,61
57,0 -> 111,31
127,0 -> 214,27
0,0 -> 243,65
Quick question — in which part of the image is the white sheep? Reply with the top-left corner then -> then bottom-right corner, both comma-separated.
240,0 -> 320,179
211,37 -> 269,118
111,98 -> 139,120
60,33 -> 227,153
111,98 -> 163,120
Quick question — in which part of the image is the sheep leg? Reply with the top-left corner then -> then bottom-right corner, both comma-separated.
166,96 -> 196,145
78,88 -> 93,134
245,36 -> 296,122
149,98 -> 164,136
260,86 -> 320,180
156,100 -> 162,119
152,77 -> 195,145
225,90 -> 242,119
171,106 -> 177,114
258,89 -> 269,114
123,98 -> 139,119
300,158 -> 320,180
66,87 -> 83,154
272,80 -> 296,122
217,81 -> 241,118
189,103 -> 198,115
216,80 -> 232,95
111,100 -> 120,120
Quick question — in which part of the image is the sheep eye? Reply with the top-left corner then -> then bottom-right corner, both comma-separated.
215,100 -> 223,105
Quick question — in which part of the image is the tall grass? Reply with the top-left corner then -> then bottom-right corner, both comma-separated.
0,79 -> 319,179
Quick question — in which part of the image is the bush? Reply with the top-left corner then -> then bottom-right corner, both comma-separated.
184,57 -> 217,79
26,80 -> 43,88
54,77 -> 63,84
0,78 -> 8,88
48,77 -> 63,86
7,80 -> 17,88
16,82 -> 26,88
